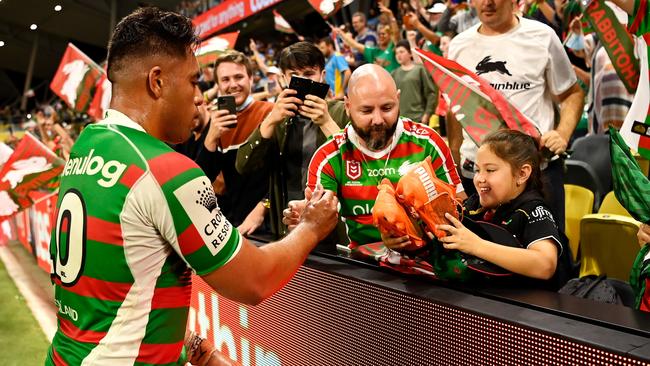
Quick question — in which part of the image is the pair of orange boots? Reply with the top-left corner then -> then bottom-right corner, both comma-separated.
372,157 -> 460,251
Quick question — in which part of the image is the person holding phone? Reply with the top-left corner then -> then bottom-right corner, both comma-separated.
195,51 -> 274,235
236,41 -> 351,238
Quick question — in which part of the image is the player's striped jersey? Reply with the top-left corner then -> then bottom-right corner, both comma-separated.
307,118 -> 461,246
46,110 -> 242,365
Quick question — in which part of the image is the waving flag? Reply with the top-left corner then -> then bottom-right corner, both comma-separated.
195,31 -> 240,67
308,0 -> 342,17
273,10 -> 295,34
414,48 -> 540,146
0,133 -> 65,221
619,35 -> 650,159
50,43 -> 104,112
88,69 -> 111,121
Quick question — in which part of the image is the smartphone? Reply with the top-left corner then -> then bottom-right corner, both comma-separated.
216,95 -> 237,128
289,76 -> 312,101
289,76 -> 331,101
309,80 -> 331,100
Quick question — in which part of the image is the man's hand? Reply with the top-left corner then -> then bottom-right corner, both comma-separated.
540,130 -> 569,155
282,187 -> 313,231
299,95 -> 333,126
260,89 -> 302,138
298,187 -> 339,242
638,223 -> 650,247
238,202 -> 267,236
380,232 -> 411,250
421,113 -> 430,126
204,109 -> 237,152
249,38 -> 258,53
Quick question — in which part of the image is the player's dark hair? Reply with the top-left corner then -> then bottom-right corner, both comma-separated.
107,7 -> 198,82
278,41 -> 325,73
481,129 -> 543,193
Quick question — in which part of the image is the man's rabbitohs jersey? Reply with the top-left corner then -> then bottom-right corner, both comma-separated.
46,110 -> 242,365
307,118 -> 461,246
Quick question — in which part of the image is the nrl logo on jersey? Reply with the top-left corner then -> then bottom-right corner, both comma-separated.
346,160 -> 362,180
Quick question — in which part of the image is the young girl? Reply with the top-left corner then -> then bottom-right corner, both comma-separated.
436,129 -> 565,287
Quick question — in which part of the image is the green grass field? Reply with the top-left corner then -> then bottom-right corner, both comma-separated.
0,259 -> 50,365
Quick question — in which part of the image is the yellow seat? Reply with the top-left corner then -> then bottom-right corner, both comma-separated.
579,213 -> 641,281
598,191 -> 632,217
564,184 -> 594,261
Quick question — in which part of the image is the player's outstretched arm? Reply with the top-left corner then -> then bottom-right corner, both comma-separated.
201,188 -> 338,305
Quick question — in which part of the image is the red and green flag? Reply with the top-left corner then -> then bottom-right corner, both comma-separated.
49,43 -> 104,113
88,67 -> 111,121
414,48 -> 540,146
273,9 -> 295,34
195,31 -> 240,67
582,0 -> 639,94
0,133 -> 65,221
619,35 -> 650,159
308,0 -> 343,18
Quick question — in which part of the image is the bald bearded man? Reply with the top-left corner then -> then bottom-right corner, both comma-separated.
283,64 -> 462,249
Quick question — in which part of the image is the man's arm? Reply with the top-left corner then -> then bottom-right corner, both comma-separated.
541,83 -> 584,154
445,110 -> 463,166
202,189 -> 338,304
412,13 -> 441,45
333,27 -> 365,54
608,0 -> 634,14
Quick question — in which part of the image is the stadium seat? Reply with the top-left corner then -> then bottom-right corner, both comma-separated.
570,135 -> 612,193
579,213 -> 642,281
564,160 -> 603,210
564,184 -> 594,261
598,191 -> 632,217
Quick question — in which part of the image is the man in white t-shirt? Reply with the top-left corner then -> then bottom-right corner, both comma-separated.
446,0 -> 585,231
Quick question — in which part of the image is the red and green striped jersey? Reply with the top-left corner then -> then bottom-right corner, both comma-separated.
46,109 -> 242,365
307,118 -> 461,246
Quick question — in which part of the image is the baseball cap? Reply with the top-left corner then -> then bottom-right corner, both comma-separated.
267,66 -> 281,75
427,3 -> 447,13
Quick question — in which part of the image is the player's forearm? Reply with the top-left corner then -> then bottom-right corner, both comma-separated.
446,111 -> 463,164
249,224 -> 321,301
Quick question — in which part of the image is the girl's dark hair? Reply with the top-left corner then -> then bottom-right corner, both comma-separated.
481,129 -> 543,193
107,7 -> 198,82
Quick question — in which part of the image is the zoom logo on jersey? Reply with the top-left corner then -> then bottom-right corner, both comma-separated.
174,176 -> 232,256
367,167 -> 396,177
476,56 -> 512,76
61,149 -> 126,188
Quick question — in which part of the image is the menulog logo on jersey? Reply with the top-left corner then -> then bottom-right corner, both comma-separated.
174,176 -> 232,256
346,160 -> 361,180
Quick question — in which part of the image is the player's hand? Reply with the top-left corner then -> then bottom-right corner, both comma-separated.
436,212 -> 484,255
380,232 -> 411,250
185,331 -> 241,366
299,186 -> 339,242
540,130 -> 569,155
299,95 -> 332,126
282,187 -> 313,231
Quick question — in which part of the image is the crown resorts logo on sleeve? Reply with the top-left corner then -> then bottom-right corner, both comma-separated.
174,176 -> 232,256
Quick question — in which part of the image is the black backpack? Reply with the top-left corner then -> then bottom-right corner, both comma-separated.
558,274 -> 635,306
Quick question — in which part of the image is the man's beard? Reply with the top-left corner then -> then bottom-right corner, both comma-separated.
352,119 -> 398,151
